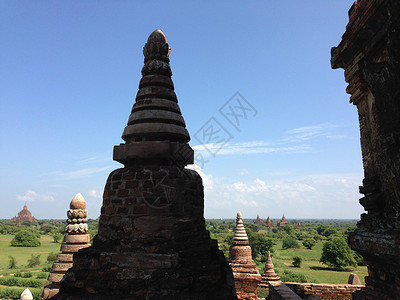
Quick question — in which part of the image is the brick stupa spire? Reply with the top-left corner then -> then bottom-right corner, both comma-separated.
259,251 -> 280,288
265,216 -> 274,228
253,214 -> 263,224
229,212 -> 261,300
54,29 -> 236,300
277,214 -> 289,227
41,193 -> 91,299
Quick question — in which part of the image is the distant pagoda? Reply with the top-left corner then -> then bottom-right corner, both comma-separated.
265,216 -> 274,228
10,203 -> 37,223
253,215 -> 263,224
277,214 -> 288,227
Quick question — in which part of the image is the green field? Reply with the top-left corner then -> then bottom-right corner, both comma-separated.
259,240 -> 367,284
0,235 -> 60,299
0,235 -> 60,271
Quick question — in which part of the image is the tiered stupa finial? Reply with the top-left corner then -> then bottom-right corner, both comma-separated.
114,29 -> 192,166
229,212 -> 261,300
259,251 -> 280,289
233,211 -> 249,241
41,193 -> 91,299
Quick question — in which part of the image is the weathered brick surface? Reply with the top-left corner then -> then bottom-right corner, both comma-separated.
331,0 -> 400,298
285,282 -> 364,300
268,281 -> 302,300
54,166 -> 236,299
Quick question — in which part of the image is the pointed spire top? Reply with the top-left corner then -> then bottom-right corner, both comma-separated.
143,28 -> 171,65
24,202 -> 27,210
233,211 -> 248,241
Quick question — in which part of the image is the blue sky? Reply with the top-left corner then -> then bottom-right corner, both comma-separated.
0,1 -> 364,220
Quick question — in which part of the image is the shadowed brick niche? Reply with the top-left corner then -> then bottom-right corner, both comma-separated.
53,29 -> 236,300
331,0 -> 400,299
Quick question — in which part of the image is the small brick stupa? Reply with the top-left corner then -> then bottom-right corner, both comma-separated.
11,203 -> 37,223
265,216 -> 274,228
277,214 -> 289,227
42,193 -> 91,299
259,251 -> 280,288
253,215 -> 263,224
229,212 -> 261,300
54,29 -> 236,299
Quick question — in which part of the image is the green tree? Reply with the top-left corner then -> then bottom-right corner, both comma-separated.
283,224 -> 294,235
8,256 -> 17,269
11,230 -> 41,247
247,231 -> 275,258
292,256 -> 302,267
27,254 -> 41,267
316,224 -> 327,235
282,237 -> 299,249
323,227 -> 337,237
52,232 -> 63,243
303,238 -> 316,250
320,236 -> 357,270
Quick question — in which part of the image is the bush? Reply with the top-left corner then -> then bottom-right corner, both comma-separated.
279,270 -> 307,283
8,256 -> 17,269
282,237 -> 299,249
42,266 -> 52,272
21,271 -> 32,278
320,236 -> 357,270
0,286 -> 41,300
47,252 -> 58,263
303,238 -> 316,250
10,230 -> 41,247
0,276 -> 46,288
292,256 -> 302,267
35,272 -> 48,279
27,254 -> 41,267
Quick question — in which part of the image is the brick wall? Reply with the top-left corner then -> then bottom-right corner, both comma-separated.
285,282 -> 364,299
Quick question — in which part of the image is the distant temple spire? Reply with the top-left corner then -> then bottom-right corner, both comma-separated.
253,214 -> 263,224
265,216 -> 274,228
10,202 -> 37,223
277,214 -> 289,227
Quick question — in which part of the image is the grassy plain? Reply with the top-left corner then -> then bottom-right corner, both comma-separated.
259,240 -> 367,284
0,235 -> 60,271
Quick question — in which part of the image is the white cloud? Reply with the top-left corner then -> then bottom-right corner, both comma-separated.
88,189 -> 103,199
191,123 -> 346,160
239,169 -> 249,175
52,166 -> 113,180
193,142 -> 311,158
188,164 -> 364,219
17,190 -> 55,202
284,123 -> 340,142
